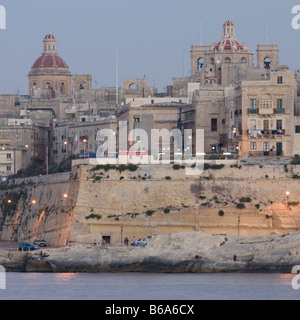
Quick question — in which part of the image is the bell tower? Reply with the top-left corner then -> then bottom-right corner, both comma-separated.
257,44 -> 279,70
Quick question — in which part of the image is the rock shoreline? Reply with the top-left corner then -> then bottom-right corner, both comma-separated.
1,232 -> 300,273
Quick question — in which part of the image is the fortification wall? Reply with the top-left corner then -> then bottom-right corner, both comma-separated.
68,163 -> 300,245
1,163 -> 300,247
0,172 -> 79,247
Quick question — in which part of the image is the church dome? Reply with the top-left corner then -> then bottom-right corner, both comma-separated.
214,20 -> 245,51
214,39 -> 244,51
223,20 -> 235,27
32,54 -> 69,69
28,31 -> 72,98
30,32 -> 70,71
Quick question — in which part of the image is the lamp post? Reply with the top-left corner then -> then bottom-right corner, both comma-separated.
238,216 -> 240,236
83,139 -> 87,158
286,191 -> 290,207
121,224 -> 123,247
212,146 -> 215,160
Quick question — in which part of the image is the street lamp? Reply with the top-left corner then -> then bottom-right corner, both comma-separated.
212,146 -> 215,160
83,139 -> 88,158
238,216 -> 240,236
286,191 -> 290,207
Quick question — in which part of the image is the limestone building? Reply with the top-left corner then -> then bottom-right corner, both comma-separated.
174,20 -> 300,158
28,32 -> 72,99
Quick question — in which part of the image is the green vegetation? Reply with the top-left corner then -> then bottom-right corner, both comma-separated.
239,197 -> 252,203
164,207 -> 171,214
288,201 -> 300,207
255,204 -> 260,209
292,174 -> 300,180
172,164 -> 185,170
204,164 -> 225,171
218,210 -> 225,217
145,210 -> 156,217
199,196 -> 207,200
85,214 -> 102,220
164,176 -> 172,180
236,203 -> 246,209
12,155 -> 77,179
291,155 -> 300,165
91,164 -> 139,173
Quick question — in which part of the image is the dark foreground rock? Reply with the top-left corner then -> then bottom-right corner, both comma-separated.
1,232 -> 300,273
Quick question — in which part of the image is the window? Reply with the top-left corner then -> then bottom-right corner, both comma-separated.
211,119 -> 218,132
134,118 -> 140,123
250,142 -> 256,150
225,57 -> 231,64
250,99 -> 256,113
6,154 -> 11,159
263,142 -> 269,151
260,100 -> 273,109
277,77 -> 283,84
264,120 -> 269,131
277,99 -> 283,109
264,58 -> 271,69
296,126 -> 300,134
198,58 -> 204,71
277,120 -> 282,131
6,166 -> 11,172
241,57 -> 247,64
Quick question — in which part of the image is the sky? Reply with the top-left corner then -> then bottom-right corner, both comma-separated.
0,0 -> 300,94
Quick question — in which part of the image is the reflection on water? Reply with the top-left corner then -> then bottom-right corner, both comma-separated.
0,273 -> 299,300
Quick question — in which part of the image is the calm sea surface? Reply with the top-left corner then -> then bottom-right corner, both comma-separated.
0,273 -> 299,300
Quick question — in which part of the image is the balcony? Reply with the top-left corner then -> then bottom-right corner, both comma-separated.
248,130 -> 286,138
259,108 -> 273,115
248,109 -> 258,115
248,108 -> 285,116
274,108 -> 285,114
249,151 -> 281,157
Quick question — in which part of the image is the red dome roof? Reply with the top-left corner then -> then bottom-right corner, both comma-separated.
214,39 -> 244,51
44,33 -> 56,40
32,54 -> 69,69
224,20 -> 235,26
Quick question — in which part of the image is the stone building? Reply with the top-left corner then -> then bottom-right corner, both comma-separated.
173,20 -> 300,158
28,32 -> 72,99
53,119 -> 117,163
116,97 -> 190,158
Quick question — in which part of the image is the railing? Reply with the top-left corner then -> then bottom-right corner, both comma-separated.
248,109 -> 258,115
248,130 -> 286,138
249,151 -> 280,157
274,108 -> 285,114
248,108 -> 285,115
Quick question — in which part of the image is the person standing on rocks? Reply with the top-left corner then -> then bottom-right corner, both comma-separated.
124,237 -> 129,247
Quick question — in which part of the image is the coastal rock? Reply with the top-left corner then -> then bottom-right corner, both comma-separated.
1,231 -> 300,273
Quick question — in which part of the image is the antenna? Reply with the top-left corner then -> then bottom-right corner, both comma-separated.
116,50 -> 119,105
266,15 -> 269,45
183,49 -> 185,77
200,16 -> 203,46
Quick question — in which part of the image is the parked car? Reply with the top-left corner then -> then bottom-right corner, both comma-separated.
33,239 -> 47,247
19,242 -> 39,252
131,238 -> 149,247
